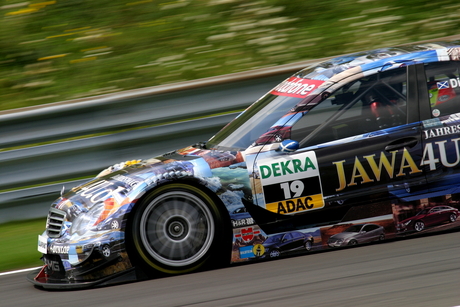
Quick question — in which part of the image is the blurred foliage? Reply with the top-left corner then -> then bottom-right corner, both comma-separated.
0,0 -> 460,111
0,218 -> 44,272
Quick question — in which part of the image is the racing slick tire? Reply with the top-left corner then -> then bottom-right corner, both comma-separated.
128,183 -> 229,276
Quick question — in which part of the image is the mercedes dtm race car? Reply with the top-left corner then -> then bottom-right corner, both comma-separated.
28,41 -> 460,289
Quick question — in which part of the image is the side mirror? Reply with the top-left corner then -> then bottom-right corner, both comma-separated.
278,139 -> 299,153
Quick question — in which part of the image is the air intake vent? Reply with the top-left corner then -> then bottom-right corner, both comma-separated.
46,208 -> 66,238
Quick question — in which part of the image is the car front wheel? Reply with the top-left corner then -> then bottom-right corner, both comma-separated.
414,221 -> 425,232
129,183 -> 228,275
449,213 -> 457,223
111,219 -> 120,229
269,249 -> 281,258
101,244 -> 111,258
305,240 -> 312,251
348,239 -> 358,246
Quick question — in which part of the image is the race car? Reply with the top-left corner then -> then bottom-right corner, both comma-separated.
28,41 -> 460,289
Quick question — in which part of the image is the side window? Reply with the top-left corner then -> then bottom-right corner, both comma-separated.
293,67 -> 407,147
292,232 -> 302,239
424,61 -> 460,118
364,225 -> 378,232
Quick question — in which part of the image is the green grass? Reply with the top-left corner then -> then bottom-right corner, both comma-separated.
1,0 -> 460,111
0,218 -> 45,273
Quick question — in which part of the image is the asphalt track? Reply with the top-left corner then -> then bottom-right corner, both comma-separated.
2,230 -> 459,307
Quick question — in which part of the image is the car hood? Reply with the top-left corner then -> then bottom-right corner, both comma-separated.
51,146 -> 245,225
399,215 -> 423,224
262,241 -> 281,248
329,232 -> 357,240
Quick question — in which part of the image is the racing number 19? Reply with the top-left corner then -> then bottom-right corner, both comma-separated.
280,180 -> 305,199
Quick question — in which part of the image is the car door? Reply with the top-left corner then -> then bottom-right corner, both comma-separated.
290,231 -> 305,250
279,233 -> 294,252
423,207 -> 443,226
253,65 -> 429,230
360,224 -> 379,242
419,60 -> 460,201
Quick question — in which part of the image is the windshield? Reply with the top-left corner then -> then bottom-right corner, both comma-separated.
264,234 -> 283,244
206,73 -> 332,150
206,93 -> 305,151
416,209 -> 428,216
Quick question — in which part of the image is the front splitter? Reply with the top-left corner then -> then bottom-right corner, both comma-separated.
27,266 -> 137,290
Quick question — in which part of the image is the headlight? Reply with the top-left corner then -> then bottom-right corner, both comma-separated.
70,203 -> 105,236
403,220 -> 412,226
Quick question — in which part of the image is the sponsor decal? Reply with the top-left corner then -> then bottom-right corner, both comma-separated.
112,174 -> 141,188
435,78 -> 460,89
422,118 -> 443,130
75,180 -> 115,204
239,244 -> 266,259
253,244 -> 265,257
437,80 -> 449,89
44,259 -> 61,272
232,217 -> 255,228
49,244 -> 70,254
239,245 -> 254,259
74,180 -> 129,205
267,193 -> 324,214
333,149 -> 422,192
270,77 -> 324,98
428,78 -> 458,107
258,151 -> 324,215
332,137 -> 460,191
424,125 -> 460,139
421,138 -> 460,170
235,227 -> 261,243
38,234 -> 48,254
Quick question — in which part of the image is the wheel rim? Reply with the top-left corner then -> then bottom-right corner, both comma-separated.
450,214 -> 457,222
415,221 -> 424,231
102,245 -> 111,258
269,250 -> 280,258
111,220 -> 119,229
139,191 -> 215,267
305,241 -> 312,251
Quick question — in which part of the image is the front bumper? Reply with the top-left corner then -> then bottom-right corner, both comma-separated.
27,265 -> 137,290
29,232 -> 136,289
327,240 -> 345,247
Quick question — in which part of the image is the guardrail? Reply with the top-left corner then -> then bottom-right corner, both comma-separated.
0,114 -> 236,223
4,35 -> 460,223
0,60 -> 320,223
